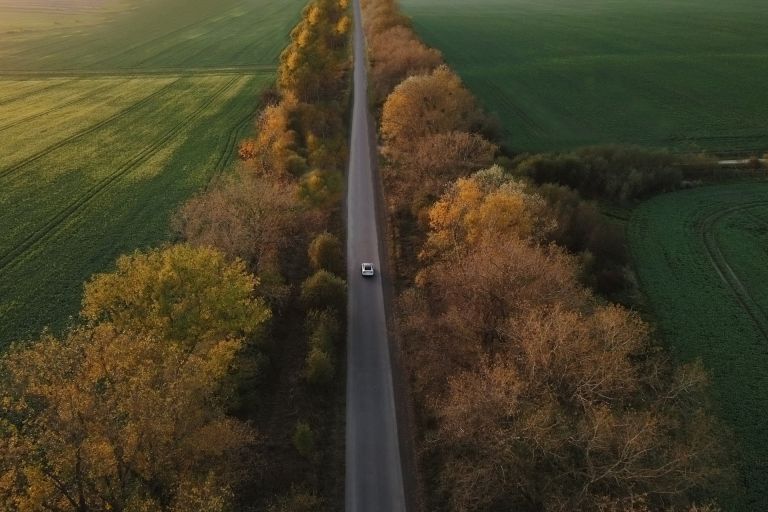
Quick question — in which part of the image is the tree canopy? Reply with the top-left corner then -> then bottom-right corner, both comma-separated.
82,245 -> 270,349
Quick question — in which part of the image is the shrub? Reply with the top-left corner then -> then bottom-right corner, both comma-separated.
300,270 -> 346,312
516,146 -> 684,202
268,487 -> 325,512
305,347 -> 334,385
286,153 -> 309,177
299,169 -> 343,207
538,184 -> 630,295
292,421 -> 315,459
308,232 -> 344,275
306,308 -> 341,342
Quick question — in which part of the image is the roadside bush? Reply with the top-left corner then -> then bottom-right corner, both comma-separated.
292,421 -> 316,459
299,169 -> 344,208
307,308 -> 342,343
308,314 -> 341,353
305,347 -> 334,385
268,487 -> 325,512
308,231 -> 344,275
300,270 -> 347,312
286,153 -> 310,177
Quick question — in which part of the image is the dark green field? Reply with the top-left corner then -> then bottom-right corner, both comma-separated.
630,183 -> 768,511
0,0 -> 305,346
401,0 -> 768,154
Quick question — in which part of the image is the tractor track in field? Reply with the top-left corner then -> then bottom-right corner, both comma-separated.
0,78 -> 183,181
480,80 -> 545,137
0,78 -> 72,107
0,79 -> 128,133
0,67 -> 275,78
0,75 -> 240,275
699,201 -> 768,342
207,102 -> 258,187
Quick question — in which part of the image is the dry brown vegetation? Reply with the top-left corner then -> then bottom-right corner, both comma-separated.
363,1 -> 730,511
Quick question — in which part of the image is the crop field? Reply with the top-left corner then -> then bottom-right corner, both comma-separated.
0,0 -> 305,346
401,0 -> 768,154
629,183 -> 768,511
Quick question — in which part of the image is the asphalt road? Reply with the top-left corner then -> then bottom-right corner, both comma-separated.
345,0 -> 407,510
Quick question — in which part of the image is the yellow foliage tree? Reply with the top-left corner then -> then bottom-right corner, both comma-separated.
0,323 -> 256,512
82,245 -> 270,350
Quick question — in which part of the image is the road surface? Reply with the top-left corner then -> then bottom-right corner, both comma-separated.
345,0 -> 407,510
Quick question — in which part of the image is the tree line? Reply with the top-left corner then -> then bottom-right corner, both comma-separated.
0,1 -> 352,510
361,1 -> 732,511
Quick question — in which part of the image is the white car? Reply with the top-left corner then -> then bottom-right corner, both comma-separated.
361,262 -> 375,277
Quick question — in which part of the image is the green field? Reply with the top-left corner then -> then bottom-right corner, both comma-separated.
0,0 -> 305,346
630,183 -> 768,511
401,0 -> 768,154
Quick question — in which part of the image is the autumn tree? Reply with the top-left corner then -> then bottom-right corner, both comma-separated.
268,487 -> 325,512
421,166 -> 553,260
435,304 -> 724,511
397,165 -> 727,511
174,172 -> 307,298
369,25 -> 443,102
240,99 -> 299,176
361,0 -> 409,37
381,65 -> 477,155
279,0 -> 350,103
538,183 -> 630,295
0,323 -> 257,512
83,244 -> 271,349
386,131 -> 497,212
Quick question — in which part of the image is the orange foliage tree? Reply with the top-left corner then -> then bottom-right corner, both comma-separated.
398,167 -> 727,511
0,245 -> 269,512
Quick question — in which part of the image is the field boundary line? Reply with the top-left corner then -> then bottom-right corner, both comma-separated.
699,201 -> 768,341
0,76 -> 242,275
0,77 -> 184,181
